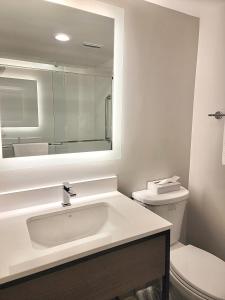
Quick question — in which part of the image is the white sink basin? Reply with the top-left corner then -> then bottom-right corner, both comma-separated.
27,202 -> 124,249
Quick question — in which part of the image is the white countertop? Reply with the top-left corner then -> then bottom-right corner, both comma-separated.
0,191 -> 172,285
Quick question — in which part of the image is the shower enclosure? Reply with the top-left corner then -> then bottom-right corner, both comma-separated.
0,64 -> 113,158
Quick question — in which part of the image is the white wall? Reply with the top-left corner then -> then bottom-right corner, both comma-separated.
144,0 -> 225,17
0,1 -> 199,203
106,0 -> 199,196
188,3 -> 225,261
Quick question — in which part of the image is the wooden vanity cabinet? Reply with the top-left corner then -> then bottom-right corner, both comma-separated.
0,230 -> 170,300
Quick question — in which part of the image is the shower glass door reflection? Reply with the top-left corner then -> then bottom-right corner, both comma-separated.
52,71 -> 112,154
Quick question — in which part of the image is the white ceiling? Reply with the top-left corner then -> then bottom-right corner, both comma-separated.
0,0 -> 114,68
145,0 -> 225,17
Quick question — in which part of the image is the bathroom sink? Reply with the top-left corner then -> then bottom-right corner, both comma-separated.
27,202 -> 122,249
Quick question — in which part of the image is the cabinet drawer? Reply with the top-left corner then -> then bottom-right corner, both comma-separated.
0,235 -> 166,300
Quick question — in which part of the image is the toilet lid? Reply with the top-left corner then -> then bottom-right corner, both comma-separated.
171,245 -> 225,300
132,187 -> 189,205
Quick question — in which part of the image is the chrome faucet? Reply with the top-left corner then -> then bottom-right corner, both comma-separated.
62,182 -> 76,207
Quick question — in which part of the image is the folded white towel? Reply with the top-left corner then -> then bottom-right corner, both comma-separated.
13,143 -> 48,157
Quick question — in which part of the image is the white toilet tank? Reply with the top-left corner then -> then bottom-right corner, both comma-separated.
132,187 -> 189,245
150,199 -> 187,244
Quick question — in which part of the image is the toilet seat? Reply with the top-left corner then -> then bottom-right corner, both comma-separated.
170,245 -> 225,300
170,267 -> 214,300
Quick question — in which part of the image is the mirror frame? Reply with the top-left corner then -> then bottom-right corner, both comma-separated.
0,0 -> 124,170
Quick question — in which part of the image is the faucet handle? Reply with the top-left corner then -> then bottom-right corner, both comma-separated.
63,182 -> 72,191
63,182 -> 76,197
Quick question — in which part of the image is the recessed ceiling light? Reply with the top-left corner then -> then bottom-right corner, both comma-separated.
55,33 -> 70,42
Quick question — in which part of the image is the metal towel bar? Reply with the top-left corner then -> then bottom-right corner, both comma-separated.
208,111 -> 225,119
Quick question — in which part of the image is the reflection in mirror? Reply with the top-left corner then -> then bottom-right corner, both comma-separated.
0,0 -> 114,158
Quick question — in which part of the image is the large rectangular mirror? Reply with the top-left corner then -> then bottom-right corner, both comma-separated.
0,0 -> 114,158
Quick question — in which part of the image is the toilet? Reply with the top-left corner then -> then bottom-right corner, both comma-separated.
132,187 -> 225,300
